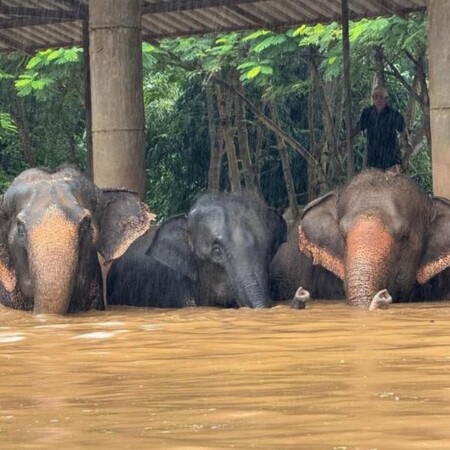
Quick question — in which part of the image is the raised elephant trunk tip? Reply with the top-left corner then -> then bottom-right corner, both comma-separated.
291,286 -> 309,309
369,289 -> 392,310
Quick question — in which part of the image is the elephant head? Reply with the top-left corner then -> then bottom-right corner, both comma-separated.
108,191 -> 286,309
0,166 -> 154,314
298,169 -> 450,308
184,192 -> 286,308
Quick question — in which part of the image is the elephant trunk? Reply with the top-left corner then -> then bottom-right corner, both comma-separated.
345,216 -> 394,308
234,264 -> 272,308
29,209 -> 78,314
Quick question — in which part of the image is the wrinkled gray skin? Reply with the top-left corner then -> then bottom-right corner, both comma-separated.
0,166 -> 152,314
108,191 -> 287,308
272,169 -> 450,308
270,221 -> 345,302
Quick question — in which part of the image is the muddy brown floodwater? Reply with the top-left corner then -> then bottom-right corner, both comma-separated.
1,301 -> 450,449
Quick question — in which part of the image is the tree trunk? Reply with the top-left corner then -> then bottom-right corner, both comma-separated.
374,46 -> 386,87
417,54 -> 431,148
215,81 -> 241,192
307,54 -> 318,202
205,79 -> 221,192
10,95 -> 36,167
214,76 -> 322,175
307,56 -> 340,190
268,100 -> 299,221
254,99 -> 266,181
233,72 -> 261,194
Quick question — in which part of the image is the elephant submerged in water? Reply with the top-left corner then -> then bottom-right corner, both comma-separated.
107,191 -> 287,308
271,169 -> 450,309
0,166 -> 154,314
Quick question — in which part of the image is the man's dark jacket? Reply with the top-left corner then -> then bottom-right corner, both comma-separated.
358,104 -> 405,169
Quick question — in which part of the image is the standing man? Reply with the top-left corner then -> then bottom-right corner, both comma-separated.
356,85 -> 411,171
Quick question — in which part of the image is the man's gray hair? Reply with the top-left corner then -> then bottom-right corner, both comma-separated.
372,85 -> 388,98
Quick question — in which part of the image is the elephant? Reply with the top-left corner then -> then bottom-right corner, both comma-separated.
272,169 -> 450,309
270,222 -> 345,304
107,191 -> 287,308
0,166 -> 154,314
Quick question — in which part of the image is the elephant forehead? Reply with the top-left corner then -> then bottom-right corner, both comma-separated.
339,191 -> 396,217
6,183 -> 75,213
347,215 -> 394,254
189,206 -> 225,233
28,206 -> 78,248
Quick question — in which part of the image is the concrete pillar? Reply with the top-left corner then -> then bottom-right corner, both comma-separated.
89,0 -> 145,197
428,0 -> 450,197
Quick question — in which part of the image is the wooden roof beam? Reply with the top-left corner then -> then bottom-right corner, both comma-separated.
57,0 -> 88,12
0,16 -> 80,30
369,0 -> 409,18
0,6 -> 84,20
143,0 -> 265,15
0,31 -> 33,54
224,5 -> 272,27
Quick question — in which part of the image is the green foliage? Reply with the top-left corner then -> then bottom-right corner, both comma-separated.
0,48 -> 87,173
407,147 -> 432,194
15,47 -> 82,98
294,22 -> 341,51
15,72 -> 54,96
143,69 -> 208,218
0,171 -> 13,194
0,14 -> 432,214
0,112 -> 17,134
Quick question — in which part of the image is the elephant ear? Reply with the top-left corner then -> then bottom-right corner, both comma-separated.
97,189 -> 156,263
146,214 -> 198,282
417,196 -> 450,284
0,195 -> 16,294
265,208 -> 287,258
298,191 -> 345,280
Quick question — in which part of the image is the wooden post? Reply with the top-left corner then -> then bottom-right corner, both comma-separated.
89,0 -> 146,197
342,0 -> 353,180
428,0 -> 450,197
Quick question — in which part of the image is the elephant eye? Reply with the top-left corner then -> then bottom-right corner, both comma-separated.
79,216 -> 92,236
0,208 -> 8,221
211,241 -> 225,262
396,225 -> 410,242
16,220 -> 26,242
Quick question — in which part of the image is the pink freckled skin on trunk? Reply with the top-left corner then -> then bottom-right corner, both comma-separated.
29,207 -> 78,314
346,215 -> 394,308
